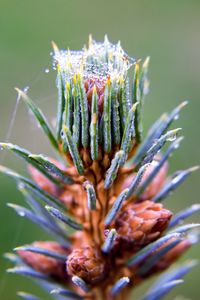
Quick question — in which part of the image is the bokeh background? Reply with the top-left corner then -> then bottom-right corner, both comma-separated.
0,0 -> 199,299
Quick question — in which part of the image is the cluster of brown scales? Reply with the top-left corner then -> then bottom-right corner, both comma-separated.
0,36 -> 199,300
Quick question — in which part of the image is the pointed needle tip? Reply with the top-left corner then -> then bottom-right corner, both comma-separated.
51,41 -> 59,53
179,100 -> 189,109
7,203 -> 15,208
188,165 -> 200,173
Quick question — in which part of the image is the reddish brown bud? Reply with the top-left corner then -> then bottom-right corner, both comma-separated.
115,200 -> 172,253
17,241 -> 69,280
67,246 -> 108,284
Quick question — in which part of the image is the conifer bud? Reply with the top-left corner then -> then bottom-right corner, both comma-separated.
115,201 -> 172,252
67,246 -> 108,284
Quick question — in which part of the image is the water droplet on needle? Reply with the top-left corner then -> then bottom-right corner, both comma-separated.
23,86 -> 29,93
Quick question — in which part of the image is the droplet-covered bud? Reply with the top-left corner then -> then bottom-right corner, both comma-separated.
53,36 -> 137,167
115,200 -> 172,253
17,241 -> 69,280
67,246 -> 108,284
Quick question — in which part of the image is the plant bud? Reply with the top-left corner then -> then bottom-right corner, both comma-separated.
67,246 -> 108,284
115,201 -> 172,253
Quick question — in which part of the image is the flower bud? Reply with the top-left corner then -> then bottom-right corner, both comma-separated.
67,245 -> 108,284
115,201 -> 172,253
54,37 -> 136,166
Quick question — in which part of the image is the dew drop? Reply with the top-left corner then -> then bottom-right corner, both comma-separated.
188,232 -> 199,244
172,174 -> 181,185
104,229 -> 110,237
23,86 -> 30,93
174,143 -> 180,149
192,204 -> 200,210
19,211 -> 25,217
151,160 -> 159,167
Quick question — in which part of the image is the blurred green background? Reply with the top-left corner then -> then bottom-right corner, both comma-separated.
0,0 -> 199,299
